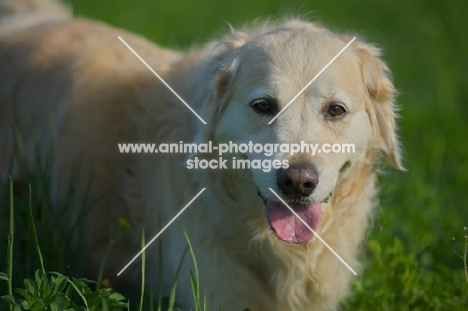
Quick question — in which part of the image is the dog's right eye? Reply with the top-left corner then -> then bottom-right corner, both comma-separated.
250,98 -> 277,116
323,102 -> 347,120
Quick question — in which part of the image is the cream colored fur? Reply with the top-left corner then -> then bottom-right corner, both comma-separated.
0,1 -> 403,310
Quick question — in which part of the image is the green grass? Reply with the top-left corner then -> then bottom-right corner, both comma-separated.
2,0 -> 468,309
1,180 -> 129,310
0,180 -> 212,310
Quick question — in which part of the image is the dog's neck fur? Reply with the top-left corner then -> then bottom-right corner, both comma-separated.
139,49 -> 381,309
185,151 -> 378,309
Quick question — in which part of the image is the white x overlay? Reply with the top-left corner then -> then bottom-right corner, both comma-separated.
118,36 -> 207,124
117,188 -> 206,276
116,36 -> 357,277
269,188 -> 357,275
268,37 -> 356,124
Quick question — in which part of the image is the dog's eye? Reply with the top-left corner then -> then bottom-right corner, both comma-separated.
250,98 -> 277,115
325,103 -> 347,119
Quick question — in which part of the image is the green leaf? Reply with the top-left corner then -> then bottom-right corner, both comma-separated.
108,292 -> 126,302
50,295 -> 70,311
2,294 -> 20,306
42,289 -> 59,306
51,303 -> 64,311
36,269 -> 49,297
23,279 -> 38,301
20,300 -> 30,309
14,305 -> 24,311
0,272 -> 10,282
52,274 -> 69,293
66,279 -> 89,310
74,278 -> 96,285
31,302 -> 47,311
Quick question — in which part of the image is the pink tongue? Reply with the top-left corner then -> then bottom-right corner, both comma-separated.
266,201 -> 323,244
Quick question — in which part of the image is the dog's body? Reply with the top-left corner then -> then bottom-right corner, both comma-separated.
0,0 -> 403,310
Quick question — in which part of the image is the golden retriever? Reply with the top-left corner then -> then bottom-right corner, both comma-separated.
0,0 -> 403,310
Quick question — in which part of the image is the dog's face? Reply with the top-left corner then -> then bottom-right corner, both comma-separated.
201,21 -> 403,244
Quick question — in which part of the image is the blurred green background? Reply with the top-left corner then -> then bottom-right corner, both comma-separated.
1,0 -> 467,309
69,0 -> 468,307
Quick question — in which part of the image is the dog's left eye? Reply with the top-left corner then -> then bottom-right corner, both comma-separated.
250,98 -> 277,116
325,103 -> 347,119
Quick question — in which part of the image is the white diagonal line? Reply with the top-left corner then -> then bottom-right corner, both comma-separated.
268,188 -> 357,275
268,37 -> 356,124
118,36 -> 207,125
117,188 -> 206,276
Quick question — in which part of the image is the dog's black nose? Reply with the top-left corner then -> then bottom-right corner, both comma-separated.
277,165 -> 318,197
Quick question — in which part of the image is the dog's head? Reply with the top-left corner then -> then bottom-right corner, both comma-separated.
197,19 -> 403,244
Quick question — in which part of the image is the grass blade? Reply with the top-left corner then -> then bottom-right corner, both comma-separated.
96,243 -> 111,291
102,296 -> 109,311
167,245 -> 189,311
157,219 -> 163,311
203,292 -> 207,311
138,228 -> 146,311
167,281 -> 178,311
464,241 -> 467,283
66,279 -> 89,311
7,178 -> 14,310
183,229 -> 200,310
28,184 -> 46,274
148,284 -> 154,311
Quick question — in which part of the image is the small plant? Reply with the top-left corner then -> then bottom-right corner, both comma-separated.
0,179 -> 128,311
2,269 -> 128,311
344,237 -> 468,310
0,176 -> 226,310
2,269 -> 69,310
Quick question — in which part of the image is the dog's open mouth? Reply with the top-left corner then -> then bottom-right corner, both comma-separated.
258,191 -> 324,244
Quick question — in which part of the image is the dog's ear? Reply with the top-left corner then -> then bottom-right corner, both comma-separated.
189,29 -> 249,160
355,40 -> 405,170
215,26 -> 250,94
203,29 -> 249,130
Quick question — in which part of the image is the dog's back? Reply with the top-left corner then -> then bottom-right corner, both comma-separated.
0,1 -> 402,310
0,0 -> 184,288
0,0 -> 180,181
